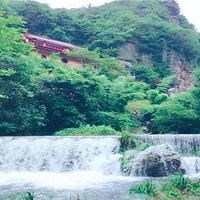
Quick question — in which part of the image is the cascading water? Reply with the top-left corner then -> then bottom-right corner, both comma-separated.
133,134 -> 200,155
0,136 -> 121,174
133,134 -> 200,178
0,136 -> 143,200
1,135 -> 200,199
181,157 -> 200,177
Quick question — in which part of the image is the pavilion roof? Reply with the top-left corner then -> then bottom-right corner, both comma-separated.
24,33 -> 80,52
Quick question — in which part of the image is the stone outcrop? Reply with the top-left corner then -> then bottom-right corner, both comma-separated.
118,43 -> 194,93
118,43 -> 153,68
169,51 -> 194,92
162,0 -> 180,23
123,144 -> 186,177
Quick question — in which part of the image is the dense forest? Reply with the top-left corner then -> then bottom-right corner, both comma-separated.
1,0 -> 200,136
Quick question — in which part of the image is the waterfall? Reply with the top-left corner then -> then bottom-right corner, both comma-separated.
0,136 -> 141,200
133,134 -> 200,177
0,136 -> 121,174
133,134 -> 200,155
181,157 -> 200,176
1,134 -> 200,200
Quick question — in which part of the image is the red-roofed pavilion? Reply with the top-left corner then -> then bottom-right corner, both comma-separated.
24,33 -> 82,67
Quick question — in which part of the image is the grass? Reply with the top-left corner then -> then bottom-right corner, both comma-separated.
126,100 -> 150,113
130,174 -> 200,200
130,180 -> 157,197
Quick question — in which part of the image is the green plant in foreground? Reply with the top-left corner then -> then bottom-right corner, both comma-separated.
170,174 -> 190,191
130,180 -> 157,197
130,174 -> 200,200
120,154 -> 135,172
119,133 -> 137,152
1,192 -> 89,200
24,191 -> 35,200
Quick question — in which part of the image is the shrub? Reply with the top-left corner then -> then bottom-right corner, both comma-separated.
130,174 -> 200,199
54,125 -> 120,136
130,66 -> 159,85
89,111 -> 137,131
119,133 -> 137,152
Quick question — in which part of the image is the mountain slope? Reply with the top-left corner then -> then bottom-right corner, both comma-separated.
9,0 -> 200,92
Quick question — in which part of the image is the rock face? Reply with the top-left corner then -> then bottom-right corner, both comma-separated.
123,144 -> 185,177
118,43 -> 194,93
118,43 -> 154,68
169,51 -> 194,92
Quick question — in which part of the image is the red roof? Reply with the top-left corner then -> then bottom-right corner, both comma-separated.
24,33 -> 80,54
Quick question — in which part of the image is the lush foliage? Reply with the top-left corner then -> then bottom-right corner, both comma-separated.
1,0 -> 200,135
130,65 -> 159,86
55,125 -> 119,136
0,1 -> 150,135
130,180 -> 157,197
8,0 -> 200,78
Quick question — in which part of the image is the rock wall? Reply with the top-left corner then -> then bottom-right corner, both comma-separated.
169,51 -> 194,92
118,43 -> 153,69
118,43 -> 194,92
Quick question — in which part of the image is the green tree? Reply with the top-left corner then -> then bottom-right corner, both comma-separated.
130,65 -> 159,85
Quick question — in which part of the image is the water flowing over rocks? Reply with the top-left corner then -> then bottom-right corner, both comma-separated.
133,134 -> 200,155
123,144 -> 185,177
181,157 -> 200,176
0,136 -> 143,200
0,136 -> 121,174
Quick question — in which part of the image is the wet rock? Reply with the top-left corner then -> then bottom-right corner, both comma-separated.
123,144 -> 186,177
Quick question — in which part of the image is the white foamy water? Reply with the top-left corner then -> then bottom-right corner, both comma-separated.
133,134 -> 200,155
0,136 -> 141,200
181,157 -> 200,177
0,171 -> 137,189
1,135 -> 200,199
0,136 -> 121,174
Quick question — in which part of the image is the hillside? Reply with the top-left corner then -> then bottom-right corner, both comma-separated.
0,0 -> 200,135
9,0 -> 200,92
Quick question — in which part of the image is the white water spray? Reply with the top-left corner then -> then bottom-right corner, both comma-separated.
0,136 -> 121,174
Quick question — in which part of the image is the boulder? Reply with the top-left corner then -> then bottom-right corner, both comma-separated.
123,144 -> 186,177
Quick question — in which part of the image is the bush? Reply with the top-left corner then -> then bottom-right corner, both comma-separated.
154,93 -> 169,104
119,133 -> 137,152
130,66 -> 159,85
1,191 -> 35,200
54,125 -> 120,136
89,111 -> 137,131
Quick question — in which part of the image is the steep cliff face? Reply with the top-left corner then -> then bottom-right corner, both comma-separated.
117,0 -> 199,92
118,44 -> 194,92
169,51 -> 194,92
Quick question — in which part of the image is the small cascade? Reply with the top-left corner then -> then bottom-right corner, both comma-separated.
133,134 -> 200,155
0,136 -> 121,175
181,157 -> 200,176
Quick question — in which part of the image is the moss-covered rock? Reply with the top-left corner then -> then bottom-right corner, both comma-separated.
123,144 -> 186,177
